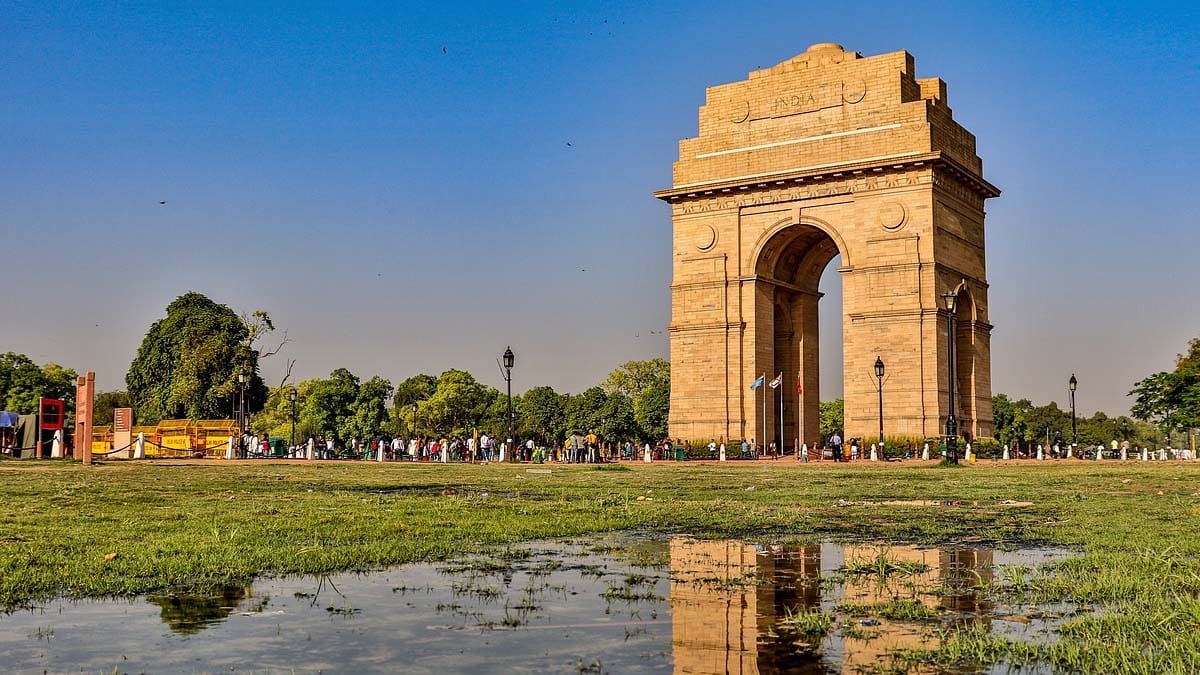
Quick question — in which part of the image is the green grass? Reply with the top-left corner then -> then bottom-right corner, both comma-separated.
835,599 -> 940,621
2,459 -> 1200,672
778,607 -> 834,637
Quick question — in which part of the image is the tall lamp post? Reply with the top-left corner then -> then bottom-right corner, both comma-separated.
237,372 -> 246,459
874,356 -> 885,454
411,403 -> 419,438
1068,374 -> 1078,447
289,387 -> 297,448
942,291 -> 959,464
502,347 -> 515,453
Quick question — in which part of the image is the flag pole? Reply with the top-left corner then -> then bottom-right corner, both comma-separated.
760,372 -> 766,459
778,375 -> 783,459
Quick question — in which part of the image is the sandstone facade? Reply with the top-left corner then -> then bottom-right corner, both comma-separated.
655,43 -> 999,446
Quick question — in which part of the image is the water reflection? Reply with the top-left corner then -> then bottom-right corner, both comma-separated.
146,585 -> 255,634
0,536 -> 1066,674
669,539 -> 1007,674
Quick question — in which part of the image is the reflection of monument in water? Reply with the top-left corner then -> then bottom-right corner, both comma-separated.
668,538 -> 993,674
147,584 -> 253,634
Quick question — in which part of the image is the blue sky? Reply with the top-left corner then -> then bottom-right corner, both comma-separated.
2,1 -> 1197,415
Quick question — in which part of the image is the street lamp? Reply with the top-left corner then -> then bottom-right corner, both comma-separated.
874,356 -> 885,454
502,346 -> 515,455
411,403 -> 419,438
289,387 -> 297,448
237,372 -> 246,458
942,291 -> 959,464
1068,374 -> 1078,446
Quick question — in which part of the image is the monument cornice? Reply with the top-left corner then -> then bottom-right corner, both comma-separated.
654,151 -> 999,203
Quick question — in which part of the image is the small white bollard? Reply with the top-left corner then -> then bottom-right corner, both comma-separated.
1067,445 -> 1073,459
922,443 -> 930,461
1160,448 -> 1167,461
1140,447 -> 1147,461
225,436 -> 235,460
134,432 -> 146,459
51,429 -> 64,458
1121,447 -> 1127,461
498,444 -> 506,463
719,444 -> 726,461
377,443 -> 384,462
870,444 -> 878,461
644,443 -> 652,463
801,443 -> 809,462
965,443 -> 972,462
1095,447 -> 1103,461
1036,444 -> 1043,460
306,438 -> 315,460
1003,444 -> 1010,460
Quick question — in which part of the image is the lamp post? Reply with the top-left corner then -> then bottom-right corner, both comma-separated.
942,291 -> 959,464
502,347 -> 515,454
237,372 -> 246,459
1068,374 -> 1078,446
289,387 -> 297,448
874,356 -> 885,454
411,403 -> 419,438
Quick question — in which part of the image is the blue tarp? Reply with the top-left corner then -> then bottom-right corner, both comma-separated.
0,411 -> 20,428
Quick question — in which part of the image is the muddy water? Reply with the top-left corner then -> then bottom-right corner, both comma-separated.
0,537 -> 1070,673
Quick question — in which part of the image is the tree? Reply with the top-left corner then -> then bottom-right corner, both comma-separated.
0,353 -> 77,424
520,386 -> 567,446
392,374 -> 437,408
342,376 -> 393,441
566,386 -> 608,436
126,293 -> 269,423
819,399 -> 844,444
304,369 -> 359,443
1131,338 -> 1200,434
602,358 -> 669,399
633,381 -> 669,441
94,391 -> 131,426
415,370 -> 492,437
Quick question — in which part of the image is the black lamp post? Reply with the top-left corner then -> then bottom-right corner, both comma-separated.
874,356 -> 885,454
942,291 -> 959,464
1068,374 -> 1078,446
289,387 -> 297,448
235,372 -> 247,459
411,403 -> 419,438
502,347 -> 515,454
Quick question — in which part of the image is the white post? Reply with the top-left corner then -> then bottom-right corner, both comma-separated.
965,443 -> 972,462
498,442 -> 505,463
1160,448 -> 1167,461
1067,445 -> 1073,458
719,443 -> 726,462
306,438 -> 315,460
1121,446 -> 1127,461
870,444 -> 878,461
1002,444 -> 1010,461
134,432 -> 145,459
377,443 -> 384,462
922,443 -> 930,461
1036,444 -> 1043,460
643,443 -> 652,463
800,443 -> 809,462
51,429 -> 64,458
225,436 -> 235,460
1140,447 -> 1147,462
1053,444 -> 1060,458
1095,446 -> 1103,461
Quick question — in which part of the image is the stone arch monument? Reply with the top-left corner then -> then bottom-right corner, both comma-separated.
655,44 -> 1000,448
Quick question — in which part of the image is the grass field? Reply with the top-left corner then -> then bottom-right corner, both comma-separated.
2,458 -> 1199,672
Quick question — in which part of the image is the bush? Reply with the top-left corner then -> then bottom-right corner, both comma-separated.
971,437 -> 1001,459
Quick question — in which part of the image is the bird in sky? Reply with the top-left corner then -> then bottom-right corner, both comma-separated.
442,46 -> 447,54
158,200 -> 166,205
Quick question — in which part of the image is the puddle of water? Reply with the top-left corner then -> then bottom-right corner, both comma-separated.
0,536 -> 1072,674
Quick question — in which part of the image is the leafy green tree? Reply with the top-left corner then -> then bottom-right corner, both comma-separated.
566,386 -> 608,436
519,386 -> 567,446
633,381 -> 669,441
595,392 -> 638,441
0,353 -> 77,423
94,390 -> 131,426
304,369 -> 359,443
126,293 -> 269,423
819,399 -> 844,444
601,358 -> 669,399
343,376 -> 393,441
416,370 -> 493,437
1131,338 -> 1200,434
392,374 -> 437,408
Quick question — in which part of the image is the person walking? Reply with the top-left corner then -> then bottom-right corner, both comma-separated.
830,432 -> 843,462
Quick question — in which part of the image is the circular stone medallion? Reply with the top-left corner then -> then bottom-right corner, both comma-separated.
697,225 -> 718,251
878,202 -> 907,232
842,79 -> 867,104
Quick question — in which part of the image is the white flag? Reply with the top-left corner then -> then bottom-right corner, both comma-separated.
769,373 -> 782,389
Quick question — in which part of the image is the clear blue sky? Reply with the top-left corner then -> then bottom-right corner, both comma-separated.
2,1 -> 1197,415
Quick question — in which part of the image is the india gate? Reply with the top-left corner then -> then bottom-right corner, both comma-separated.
655,43 -> 999,447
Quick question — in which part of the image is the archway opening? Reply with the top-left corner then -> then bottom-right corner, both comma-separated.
954,287 -> 976,440
754,223 -> 844,451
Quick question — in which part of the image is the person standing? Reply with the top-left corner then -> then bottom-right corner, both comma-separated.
830,432 -> 843,462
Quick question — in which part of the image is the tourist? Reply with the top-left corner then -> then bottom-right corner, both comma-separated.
830,432 -> 843,462
741,438 -> 750,459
